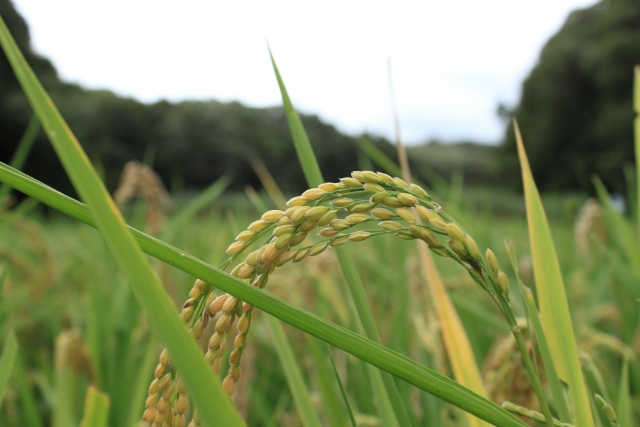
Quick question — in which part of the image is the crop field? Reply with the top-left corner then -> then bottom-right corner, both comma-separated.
0,10 -> 638,427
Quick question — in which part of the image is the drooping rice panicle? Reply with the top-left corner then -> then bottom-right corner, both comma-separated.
143,171 -> 516,424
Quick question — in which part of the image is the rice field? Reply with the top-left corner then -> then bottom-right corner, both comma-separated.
0,11 -> 638,427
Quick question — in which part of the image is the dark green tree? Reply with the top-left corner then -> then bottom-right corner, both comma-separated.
501,0 -> 640,193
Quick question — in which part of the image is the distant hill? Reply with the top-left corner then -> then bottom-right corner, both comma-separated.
408,141 -> 499,187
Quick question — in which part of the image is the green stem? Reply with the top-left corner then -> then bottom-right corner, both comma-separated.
469,258 -> 556,427
496,293 -> 556,427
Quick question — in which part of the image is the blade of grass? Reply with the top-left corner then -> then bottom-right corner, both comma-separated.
355,137 -> 404,182
505,242 -> 572,423
14,351 -> 43,427
307,337 -> 345,427
328,346 -> 357,427
250,160 -> 370,427
267,316 -> 323,427
0,15 -> 244,427
0,162 -> 530,427
514,121 -> 594,427
53,334 -> 81,427
389,61 -> 491,427
0,331 -> 18,410
593,177 -> 640,281
79,386 -> 110,427
0,115 -> 39,205
269,48 -> 408,427
616,357 -> 632,427
355,135 -> 429,191
251,159 -> 288,209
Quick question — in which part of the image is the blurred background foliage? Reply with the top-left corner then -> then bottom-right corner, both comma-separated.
3,0 -> 638,198
501,0 -> 640,194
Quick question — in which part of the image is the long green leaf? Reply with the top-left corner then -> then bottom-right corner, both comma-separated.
593,177 -> 640,281
0,161 -> 529,427
79,387 -> 110,427
0,15 -> 244,427
0,331 -> 18,410
355,137 -> 405,180
14,352 -> 43,427
270,48 -> 408,427
307,337 -> 345,427
0,115 -> 39,205
505,243 -> 572,423
267,317 -> 322,427
328,347 -> 357,427
616,357 -> 632,427
514,121 -> 593,427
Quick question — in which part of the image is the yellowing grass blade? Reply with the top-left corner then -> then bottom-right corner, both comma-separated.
417,212 -> 490,427
514,121 -> 594,427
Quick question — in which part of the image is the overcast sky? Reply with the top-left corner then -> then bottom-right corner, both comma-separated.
12,0 -> 597,145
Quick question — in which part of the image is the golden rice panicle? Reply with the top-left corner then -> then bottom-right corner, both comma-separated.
144,346 -> 176,424
172,377 -> 188,427
223,308 -> 251,396
222,272 -> 268,396
204,290 -> 242,378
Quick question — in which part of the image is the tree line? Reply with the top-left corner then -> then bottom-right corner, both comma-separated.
1,0 -> 638,197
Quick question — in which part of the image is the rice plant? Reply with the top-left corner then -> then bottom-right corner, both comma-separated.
0,9 -> 637,427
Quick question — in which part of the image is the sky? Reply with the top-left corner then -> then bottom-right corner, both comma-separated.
12,0 -> 598,145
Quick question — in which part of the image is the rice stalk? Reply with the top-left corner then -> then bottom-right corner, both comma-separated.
151,170 -> 545,425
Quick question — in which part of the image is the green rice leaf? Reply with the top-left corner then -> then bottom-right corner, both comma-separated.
267,317 -> 322,427
514,121 -> 594,427
269,48 -> 407,427
79,387 -> 110,427
14,352 -> 43,427
0,161 -> 529,427
616,357 -> 632,427
0,14 -> 244,427
269,48 -> 323,187
593,177 -> 640,281
307,337 -> 345,427
0,115 -> 39,205
506,243 -> 572,423
328,346 -> 357,427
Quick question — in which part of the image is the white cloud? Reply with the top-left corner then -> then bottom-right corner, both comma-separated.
12,0 -> 598,144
